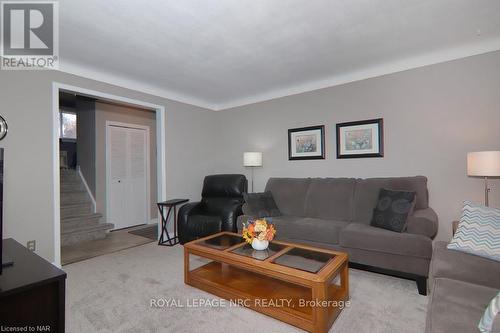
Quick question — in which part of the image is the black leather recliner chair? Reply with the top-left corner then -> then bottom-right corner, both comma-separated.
178,174 -> 247,244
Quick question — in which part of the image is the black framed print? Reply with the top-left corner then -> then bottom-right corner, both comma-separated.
288,125 -> 325,160
336,118 -> 384,158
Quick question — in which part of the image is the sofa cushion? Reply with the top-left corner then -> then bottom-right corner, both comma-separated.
265,178 -> 311,216
448,201 -> 500,262
284,218 -> 349,245
345,246 -> 431,277
264,216 -> 300,232
243,191 -> 281,218
353,176 -> 429,224
370,188 -> 416,232
426,278 -> 500,333
430,241 -> 500,290
268,216 -> 348,245
340,223 -> 432,258
304,178 -> 355,221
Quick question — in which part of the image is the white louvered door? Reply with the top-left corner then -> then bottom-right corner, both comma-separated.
108,125 -> 148,230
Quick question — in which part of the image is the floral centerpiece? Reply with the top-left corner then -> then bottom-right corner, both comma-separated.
242,219 -> 276,250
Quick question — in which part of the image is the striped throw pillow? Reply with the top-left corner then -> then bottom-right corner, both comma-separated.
447,201 -> 500,262
478,292 -> 500,333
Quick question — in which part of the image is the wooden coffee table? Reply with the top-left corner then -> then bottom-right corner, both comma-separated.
184,232 -> 349,333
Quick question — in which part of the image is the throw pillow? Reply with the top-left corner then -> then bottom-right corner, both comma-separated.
447,201 -> 500,262
478,292 -> 500,333
370,188 -> 416,232
243,191 -> 281,218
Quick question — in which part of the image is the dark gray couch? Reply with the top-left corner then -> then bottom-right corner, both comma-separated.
237,176 -> 438,294
426,241 -> 500,332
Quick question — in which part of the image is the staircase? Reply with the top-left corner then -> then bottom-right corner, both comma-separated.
60,169 -> 114,246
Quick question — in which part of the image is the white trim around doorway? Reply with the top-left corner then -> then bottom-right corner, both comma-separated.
52,82 -> 166,267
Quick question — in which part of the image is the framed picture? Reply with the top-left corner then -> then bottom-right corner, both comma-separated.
336,118 -> 384,158
288,125 -> 325,160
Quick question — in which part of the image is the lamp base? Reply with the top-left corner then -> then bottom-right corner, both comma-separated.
251,167 -> 254,193
484,177 -> 490,207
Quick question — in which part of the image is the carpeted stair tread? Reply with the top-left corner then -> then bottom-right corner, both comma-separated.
60,188 -> 87,194
60,169 -> 109,246
60,203 -> 92,216
61,222 -> 114,235
61,222 -> 115,247
61,212 -> 102,224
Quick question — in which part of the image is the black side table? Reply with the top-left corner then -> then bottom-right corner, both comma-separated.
157,199 -> 189,246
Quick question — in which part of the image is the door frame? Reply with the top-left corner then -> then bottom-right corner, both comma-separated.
105,121 -> 151,229
52,82 -> 166,267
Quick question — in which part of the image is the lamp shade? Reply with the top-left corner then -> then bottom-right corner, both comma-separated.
467,151 -> 500,176
243,152 -> 262,167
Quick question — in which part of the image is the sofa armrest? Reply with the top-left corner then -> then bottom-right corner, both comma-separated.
406,207 -> 438,239
429,241 -> 500,290
219,202 -> 244,233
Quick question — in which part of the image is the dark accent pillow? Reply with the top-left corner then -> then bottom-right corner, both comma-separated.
243,191 -> 282,218
370,188 -> 416,232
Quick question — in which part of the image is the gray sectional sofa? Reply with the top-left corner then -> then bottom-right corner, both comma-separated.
426,241 -> 500,332
237,176 -> 438,294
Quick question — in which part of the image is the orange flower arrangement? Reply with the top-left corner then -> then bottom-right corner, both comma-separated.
242,219 -> 276,244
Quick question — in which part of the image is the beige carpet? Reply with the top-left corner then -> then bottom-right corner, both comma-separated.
65,243 -> 428,333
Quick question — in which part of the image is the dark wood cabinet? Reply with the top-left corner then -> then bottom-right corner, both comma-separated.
0,238 -> 66,332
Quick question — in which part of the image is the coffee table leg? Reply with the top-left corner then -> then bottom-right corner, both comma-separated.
341,262 -> 349,301
312,263 -> 349,333
312,282 -> 329,333
184,249 -> 190,285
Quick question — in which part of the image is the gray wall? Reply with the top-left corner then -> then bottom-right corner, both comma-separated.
0,70 -> 216,262
212,51 -> 500,242
95,101 -> 158,220
1,51 -> 499,261
75,96 -> 96,195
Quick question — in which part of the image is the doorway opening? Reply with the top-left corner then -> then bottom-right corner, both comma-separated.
52,83 -> 166,266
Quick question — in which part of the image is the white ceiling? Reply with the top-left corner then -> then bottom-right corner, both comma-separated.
59,0 -> 500,110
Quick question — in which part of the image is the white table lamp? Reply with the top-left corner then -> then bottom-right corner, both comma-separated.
467,151 -> 500,206
243,152 -> 262,192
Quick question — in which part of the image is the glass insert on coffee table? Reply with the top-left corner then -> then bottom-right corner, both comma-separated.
184,232 -> 349,333
197,233 -> 243,250
272,247 -> 336,273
